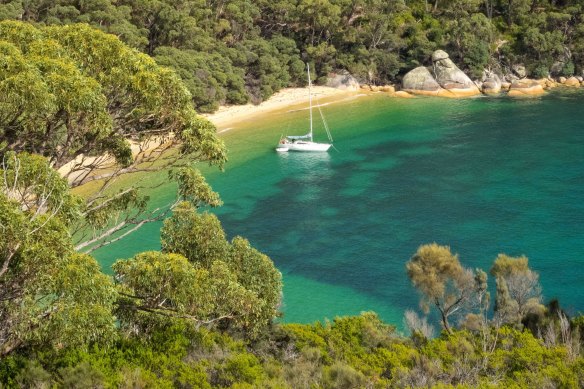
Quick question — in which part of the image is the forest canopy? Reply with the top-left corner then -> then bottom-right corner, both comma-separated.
1,0 -> 583,111
0,20 -> 228,253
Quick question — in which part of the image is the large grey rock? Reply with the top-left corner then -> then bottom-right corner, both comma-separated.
432,51 -> 476,90
432,50 -> 449,62
402,51 -> 480,97
551,47 -> 572,76
402,66 -> 441,91
326,70 -> 359,90
512,64 -> 527,78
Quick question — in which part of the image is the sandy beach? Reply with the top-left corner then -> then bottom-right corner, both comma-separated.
59,87 -> 362,180
202,86 -> 362,131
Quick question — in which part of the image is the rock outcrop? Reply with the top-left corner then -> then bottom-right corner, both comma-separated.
326,70 -> 359,91
482,71 -> 502,94
432,50 -> 477,90
550,61 -> 565,77
536,78 -> 558,89
402,66 -> 442,93
379,85 -> 395,93
507,79 -> 545,97
367,85 -> 396,93
402,50 -> 480,97
397,51 -> 564,98
564,76 -> 580,87
360,84 -> 396,93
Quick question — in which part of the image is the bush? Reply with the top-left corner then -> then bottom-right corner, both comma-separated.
532,64 -> 550,79
323,362 -> 367,389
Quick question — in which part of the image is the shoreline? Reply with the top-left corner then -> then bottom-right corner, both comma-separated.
202,82 -> 584,132
202,86 -> 362,131
60,87 -> 360,181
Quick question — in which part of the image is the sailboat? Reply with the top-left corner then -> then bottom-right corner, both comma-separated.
276,64 -> 333,152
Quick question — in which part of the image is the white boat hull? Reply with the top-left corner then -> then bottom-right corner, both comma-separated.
281,141 -> 331,152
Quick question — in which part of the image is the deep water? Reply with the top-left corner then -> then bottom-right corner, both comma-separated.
94,90 -> 584,326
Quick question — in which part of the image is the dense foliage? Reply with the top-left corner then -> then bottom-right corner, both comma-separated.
0,20 -> 224,170
2,5 -> 584,387
0,152 -> 117,356
2,310 -> 584,387
0,21 -> 227,253
0,22 -> 283,369
0,150 -> 282,359
115,202 -> 282,338
1,0 -> 584,111
2,155 -> 584,388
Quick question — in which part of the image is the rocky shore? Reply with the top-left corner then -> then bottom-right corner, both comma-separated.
204,51 -> 584,131
353,49 -> 584,99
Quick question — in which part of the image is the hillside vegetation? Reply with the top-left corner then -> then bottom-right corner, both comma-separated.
2,4 -> 584,387
2,149 -> 584,387
1,0 -> 584,110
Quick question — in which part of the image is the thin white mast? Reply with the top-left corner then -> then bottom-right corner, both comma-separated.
308,63 -> 313,141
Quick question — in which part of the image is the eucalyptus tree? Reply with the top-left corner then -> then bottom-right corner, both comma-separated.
339,0 -> 410,83
154,46 -> 248,112
0,152 -> 117,356
114,251 -> 259,336
0,21 -> 226,253
116,202 -> 282,337
160,202 -> 230,268
161,202 -> 282,334
504,0 -> 532,26
444,12 -> 496,78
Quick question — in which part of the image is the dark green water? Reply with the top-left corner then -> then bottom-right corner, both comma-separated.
95,90 -> 584,325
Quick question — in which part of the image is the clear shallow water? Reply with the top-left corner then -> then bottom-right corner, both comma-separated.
94,91 -> 584,326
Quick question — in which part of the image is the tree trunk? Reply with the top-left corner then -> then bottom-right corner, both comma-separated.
436,300 -> 452,334
440,309 -> 452,333
485,0 -> 493,19
507,0 -> 513,26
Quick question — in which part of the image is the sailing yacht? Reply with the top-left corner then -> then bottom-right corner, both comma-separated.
276,64 -> 333,152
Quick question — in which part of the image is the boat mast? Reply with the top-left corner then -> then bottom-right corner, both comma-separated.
308,63 -> 313,142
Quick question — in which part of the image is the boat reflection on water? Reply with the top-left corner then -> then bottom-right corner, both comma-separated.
276,151 -> 334,195
276,148 -> 332,168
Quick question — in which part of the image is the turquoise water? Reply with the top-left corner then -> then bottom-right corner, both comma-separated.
94,90 -> 584,325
